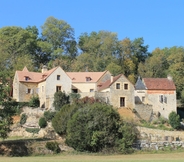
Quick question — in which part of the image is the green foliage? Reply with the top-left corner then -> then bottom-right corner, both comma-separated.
53,91 -> 70,111
41,16 -> 77,60
169,111 -> 181,129
29,95 -> 40,108
25,128 -> 40,134
69,93 -> 81,103
45,141 -> 60,154
117,121 -> 137,154
20,113 -> 28,125
44,111 -> 56,122
52,104 -> 78,135
66,103 -> 136,153
39,117 -> 47,128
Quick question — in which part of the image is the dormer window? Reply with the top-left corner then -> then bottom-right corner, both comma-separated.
86,77 -> 91,82
25,76 -> 30,81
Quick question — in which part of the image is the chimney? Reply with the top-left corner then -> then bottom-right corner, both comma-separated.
42,65 -> 48,73
167,74 -> 173,81
111,75 -> 114,83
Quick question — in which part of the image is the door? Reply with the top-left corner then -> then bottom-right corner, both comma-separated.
120,97 -> 125,107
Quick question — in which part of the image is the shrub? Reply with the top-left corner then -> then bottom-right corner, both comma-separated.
53,91 -> 70,111
52,104 -> 78,135
169,111 -> 181,129
44,111 -> 56,122
69,93 -> 81,103
66,103 -> 136,153
25,128 -> 40,134
45,141 -> 60,153
117,121 -> 137,154
29,95 -> 40,107
39,117 -> 47,128
20,113 -> 28,125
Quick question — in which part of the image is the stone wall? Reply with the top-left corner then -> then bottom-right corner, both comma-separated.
134,104 -> 153,121
134,126 -> 184,150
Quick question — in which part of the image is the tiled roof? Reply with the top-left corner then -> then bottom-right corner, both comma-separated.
16,67 -> 58,83
66,71 -> 106,83
98,74 -> 122,91
143,78 -> 176,90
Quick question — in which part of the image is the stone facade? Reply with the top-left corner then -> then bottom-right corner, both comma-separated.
109,75 -> 135,109
135,77 -> 177,119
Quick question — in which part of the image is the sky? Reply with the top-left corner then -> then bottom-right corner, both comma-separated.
0,0 -> 183,52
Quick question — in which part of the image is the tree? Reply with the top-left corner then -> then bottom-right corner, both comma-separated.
53,91 -> 70,111
52,104 -> 78,135
0,72 -> 16,139
41,16 -> 77,60
169,111 -> 180,129
0,26 -> 36,72
66,103 -> 120,152
76,31 -> 118,72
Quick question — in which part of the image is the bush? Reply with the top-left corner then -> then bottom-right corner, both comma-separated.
66,103 -> 136,153
25,128 -> 40,134
53,91 -> 70,111
29,95 -> 40,107
169,111 -> 181,129
45,141 -> 60,153
44,111 -> 56,122
39,117 -> 47,128
117,121 -> 137,154
20,113 -> 28,125
69,93 -> 81,103
52,104 -> 78,135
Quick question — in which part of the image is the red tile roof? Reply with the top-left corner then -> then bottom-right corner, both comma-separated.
16,67 -> 58,83
143,78 -> 176,90
66,71 -> 107,83
98,74 -> 122,91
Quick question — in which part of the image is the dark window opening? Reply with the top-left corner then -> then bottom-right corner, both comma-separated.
56,86 -> 61,92
57,75 -> 60,80
116,83 -> 120,89
72,89 -> 78,93
86,77 -> 91,82
124,83 -> 128,90
120,97 -> 125,107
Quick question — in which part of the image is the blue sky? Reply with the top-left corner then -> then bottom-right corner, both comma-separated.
0,0 -> 183,52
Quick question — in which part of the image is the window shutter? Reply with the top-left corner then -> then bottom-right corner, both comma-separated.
26,88 -> 28,94
164,96 -> 167,103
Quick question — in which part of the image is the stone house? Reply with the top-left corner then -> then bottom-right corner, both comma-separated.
97,74 -> 135,109
135,76 -> 176,119
13,66 -> 71,109
13,66 -> 135,110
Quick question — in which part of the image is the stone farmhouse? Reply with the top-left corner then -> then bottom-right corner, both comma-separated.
13,66 -> 176,119
135,76 -> 176,119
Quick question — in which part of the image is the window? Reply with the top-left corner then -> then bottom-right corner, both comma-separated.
116,83 -> 120,89
90,89 -> 94,92
26,88 -> 31,94
86,77 -> 91,82
142,96 -> 145,102
120,97 -> 125,107
72,89 -> 78,93
56,86 -> 61,92
57,75 -> 60,80
124,83 -> 128,90
25,76 -> 29,81
159,95 -> 163,103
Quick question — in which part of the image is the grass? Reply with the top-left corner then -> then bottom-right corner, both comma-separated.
1,152 -> 184,162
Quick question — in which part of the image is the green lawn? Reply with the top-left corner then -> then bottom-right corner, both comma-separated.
1,152 -> 184,162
